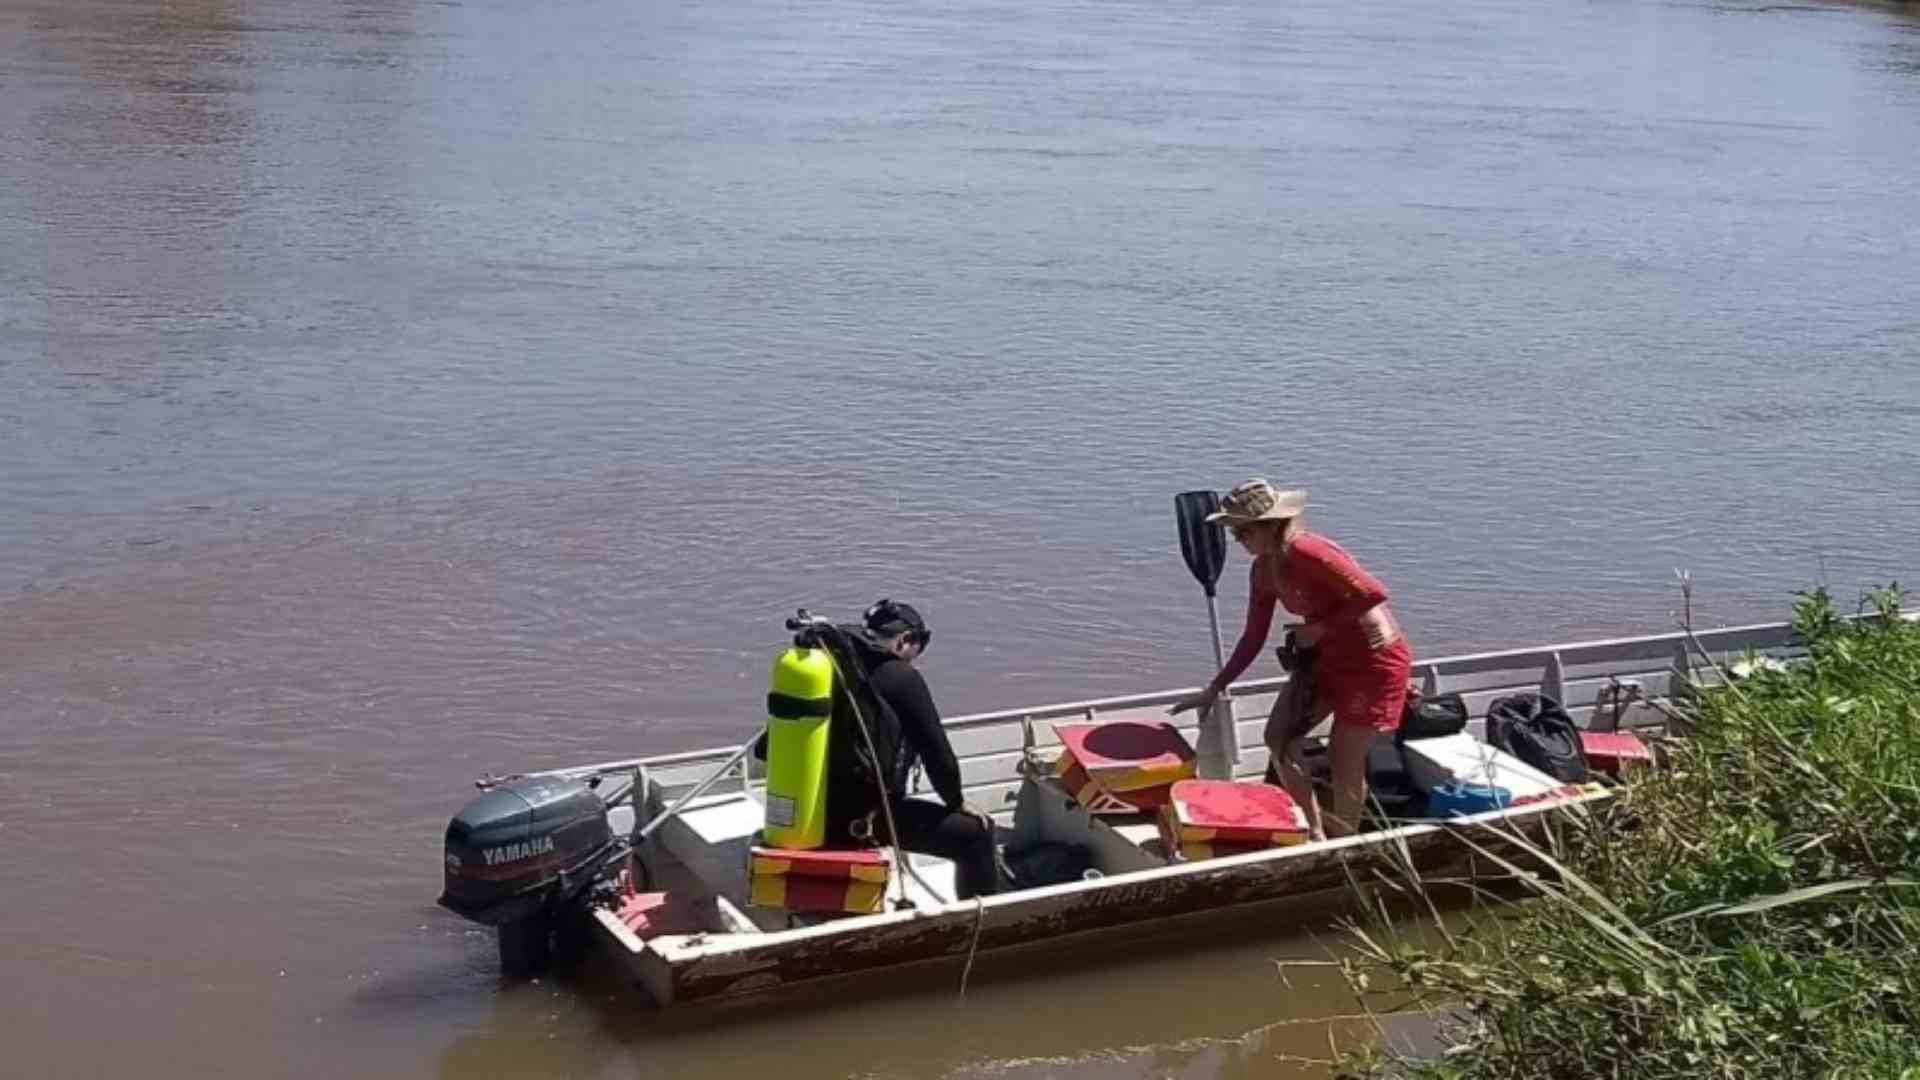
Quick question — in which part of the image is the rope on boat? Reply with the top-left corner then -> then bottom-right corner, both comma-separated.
958,896 -> 986,1001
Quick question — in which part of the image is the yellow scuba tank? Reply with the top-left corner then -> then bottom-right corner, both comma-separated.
762,644 -> 834,850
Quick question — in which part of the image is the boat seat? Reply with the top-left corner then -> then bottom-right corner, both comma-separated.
1010,773 -> 1170,873
652,791 -> 778,926
1109,821 -> 1166,855
899,851 -> 958,907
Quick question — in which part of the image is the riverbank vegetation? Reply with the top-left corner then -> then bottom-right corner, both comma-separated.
1338,588 -> 1920,1079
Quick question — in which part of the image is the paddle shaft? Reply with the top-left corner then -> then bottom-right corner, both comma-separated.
1195,591 -> 1244,777
1203,592 -> 1227,671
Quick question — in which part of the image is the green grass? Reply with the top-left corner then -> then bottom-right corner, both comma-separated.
1336,588 -> 1920,1080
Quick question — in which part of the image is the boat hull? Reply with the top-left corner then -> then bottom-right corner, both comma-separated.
604,790 -> 1599,1006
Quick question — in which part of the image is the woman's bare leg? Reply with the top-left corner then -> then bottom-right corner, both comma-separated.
1265,683 -> 1331,840
1324,723 -> 1377,838
1275,740 -> 1323,840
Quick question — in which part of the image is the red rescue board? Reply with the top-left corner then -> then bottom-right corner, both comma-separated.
1578,731 -> 1654,774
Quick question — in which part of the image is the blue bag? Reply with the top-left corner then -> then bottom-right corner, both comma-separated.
1428,782 -> 1512,818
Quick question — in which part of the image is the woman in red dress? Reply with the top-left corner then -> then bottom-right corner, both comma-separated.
1171,479 -> 1412,838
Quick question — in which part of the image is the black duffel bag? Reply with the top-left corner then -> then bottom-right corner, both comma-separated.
1000,841 -> 1096,888
1486,692 -> 1589,783
1397,691 -> 1469,742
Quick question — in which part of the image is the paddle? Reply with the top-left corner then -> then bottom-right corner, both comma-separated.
1174,490 -> 1240,778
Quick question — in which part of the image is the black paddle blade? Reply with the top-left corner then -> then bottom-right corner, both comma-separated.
1174,490 -> 1227,595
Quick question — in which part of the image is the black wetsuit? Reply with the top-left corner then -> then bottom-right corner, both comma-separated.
825,633 -> 999,900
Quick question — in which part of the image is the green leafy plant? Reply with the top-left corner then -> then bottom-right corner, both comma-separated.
1334,588 -> 1920,1080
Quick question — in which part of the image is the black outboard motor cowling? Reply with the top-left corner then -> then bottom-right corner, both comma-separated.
439,775 -> 614,928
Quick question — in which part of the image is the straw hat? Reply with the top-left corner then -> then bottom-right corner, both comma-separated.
1204,478 -> 1308,525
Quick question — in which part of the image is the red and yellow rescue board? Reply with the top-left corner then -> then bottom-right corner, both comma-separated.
1159,779 -> 1311,859
747,846 -> 891,915
1052,720 -> 1196,813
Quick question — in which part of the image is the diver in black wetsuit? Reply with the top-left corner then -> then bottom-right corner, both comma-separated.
823,599 -> 1000,900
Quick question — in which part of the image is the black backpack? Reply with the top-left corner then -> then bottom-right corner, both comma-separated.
1486,693 -> 1588,783
820,624 -> 915,802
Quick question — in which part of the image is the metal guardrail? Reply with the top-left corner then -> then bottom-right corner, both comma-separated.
537,614 -> 1875,787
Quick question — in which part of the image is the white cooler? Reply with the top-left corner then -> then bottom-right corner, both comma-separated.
1401,734 -> 1563,800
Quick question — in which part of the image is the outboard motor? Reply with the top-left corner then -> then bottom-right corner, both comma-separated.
439,774 -> 623,976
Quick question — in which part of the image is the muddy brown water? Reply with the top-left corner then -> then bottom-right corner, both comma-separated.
4,0 -> 1919,1075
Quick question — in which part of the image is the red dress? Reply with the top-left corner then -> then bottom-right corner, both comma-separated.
1213,531 -> 1412,732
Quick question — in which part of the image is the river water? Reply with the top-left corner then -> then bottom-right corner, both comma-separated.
4,0 -> 1918,1075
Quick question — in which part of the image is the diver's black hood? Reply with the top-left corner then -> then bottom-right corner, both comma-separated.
862,598 -> 927,642
840,623 -> 895,669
